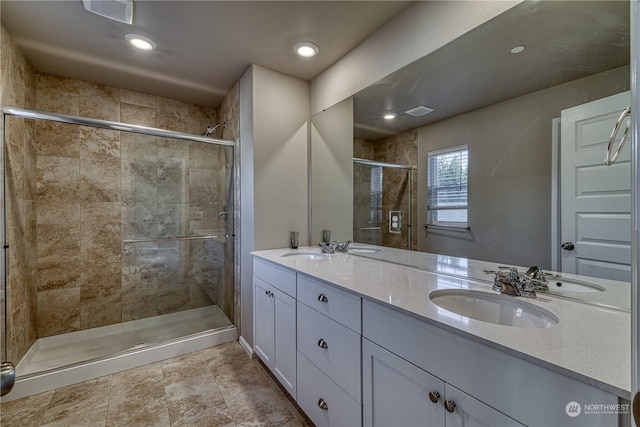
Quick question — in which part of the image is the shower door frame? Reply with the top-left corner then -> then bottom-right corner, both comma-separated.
0,106 -> 240,398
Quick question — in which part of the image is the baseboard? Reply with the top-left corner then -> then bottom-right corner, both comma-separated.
239,335 -> 255,358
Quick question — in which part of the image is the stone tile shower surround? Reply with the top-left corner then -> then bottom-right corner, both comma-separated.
2,24 -> 38,365
2,22 -> 240,364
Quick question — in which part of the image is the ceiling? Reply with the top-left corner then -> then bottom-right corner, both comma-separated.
1,0 -> 412,107
353,0 -> 630,140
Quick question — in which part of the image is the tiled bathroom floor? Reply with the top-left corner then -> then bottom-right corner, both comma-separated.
0,342 -> 312,427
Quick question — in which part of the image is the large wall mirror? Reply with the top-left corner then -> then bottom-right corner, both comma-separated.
310,0 -> 631,309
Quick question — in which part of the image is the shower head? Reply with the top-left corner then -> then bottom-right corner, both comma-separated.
202,122 -> 226,137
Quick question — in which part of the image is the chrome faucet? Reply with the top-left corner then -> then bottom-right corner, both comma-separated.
318,242 -> 335,254
318,240 -> 352,254
483,266 -> 537,298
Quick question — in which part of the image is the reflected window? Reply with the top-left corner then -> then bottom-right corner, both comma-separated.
427,145 -> 468,226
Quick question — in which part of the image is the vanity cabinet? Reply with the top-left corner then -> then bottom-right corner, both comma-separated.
362,299 -> 620,427
253,259 -> 297,397
252,253 -> 624,427
363,339 -> 523,427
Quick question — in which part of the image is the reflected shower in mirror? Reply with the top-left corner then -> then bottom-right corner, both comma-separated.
310,0 -> 631,309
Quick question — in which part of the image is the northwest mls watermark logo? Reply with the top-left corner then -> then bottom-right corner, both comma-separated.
565,401 -> 581,417
565,401 -> 630,417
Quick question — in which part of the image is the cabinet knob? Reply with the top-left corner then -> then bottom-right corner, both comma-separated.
428,391 -> 440,403
265,290 -> 273,297
444,400 -> 456,413
317,398 -> 328,410
318,293 -> 328,303
317,339 -> 328,349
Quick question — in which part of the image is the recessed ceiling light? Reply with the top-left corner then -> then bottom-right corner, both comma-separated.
510,45 -> 526,54
293,41 -> 319,58
125,34 -> 156,51
383,113 -> 396,120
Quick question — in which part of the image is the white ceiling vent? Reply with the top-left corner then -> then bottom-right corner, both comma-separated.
406,105 -> 434,117
82,0 -> 133,25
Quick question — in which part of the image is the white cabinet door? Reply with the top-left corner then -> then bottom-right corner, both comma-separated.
444,384 -> 524,427
273,289 -> 296,397
363,339 -> 445,427
253,277 -> 275,367
253,275 -> 297,398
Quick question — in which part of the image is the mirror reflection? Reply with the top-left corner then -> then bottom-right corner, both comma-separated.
311,1 -> 631,309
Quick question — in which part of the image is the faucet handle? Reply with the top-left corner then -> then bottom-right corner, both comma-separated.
498,277 -> 521,296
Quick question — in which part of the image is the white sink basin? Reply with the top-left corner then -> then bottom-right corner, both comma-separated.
280,252 -> 328,261
429,289 -> 559,328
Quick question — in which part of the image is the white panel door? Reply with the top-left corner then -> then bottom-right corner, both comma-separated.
560,91 -> 631,281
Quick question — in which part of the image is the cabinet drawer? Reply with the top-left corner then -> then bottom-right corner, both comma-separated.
297,352 -> 361,427
297,274 -> 361,332
253,258 -> 296,297
297,302 -> 361,402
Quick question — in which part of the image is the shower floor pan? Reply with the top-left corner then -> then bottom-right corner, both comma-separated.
16,305 -> 233,376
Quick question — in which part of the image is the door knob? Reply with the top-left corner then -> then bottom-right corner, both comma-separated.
561,242 -> 575,251
1,362 -> 15,396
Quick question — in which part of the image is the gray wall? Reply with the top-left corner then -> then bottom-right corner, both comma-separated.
417,66 -> 630,268
311,97 -> 353,244
239,65 -> 310,349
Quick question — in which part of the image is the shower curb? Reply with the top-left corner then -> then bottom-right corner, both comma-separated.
0,327 -> 237,402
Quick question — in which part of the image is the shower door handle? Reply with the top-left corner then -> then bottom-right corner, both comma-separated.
1,361 -> 15,396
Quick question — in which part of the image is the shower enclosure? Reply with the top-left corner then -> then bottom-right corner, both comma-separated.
353,158 -> 414,250
1,107 -> 237,399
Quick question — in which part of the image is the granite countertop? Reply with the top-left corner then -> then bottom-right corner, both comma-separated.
252,246 -> 631,399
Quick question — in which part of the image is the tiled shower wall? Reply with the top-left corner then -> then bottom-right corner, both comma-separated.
1,24 -> 239,362
353,130 -> 418,251
2,25 -> 38,364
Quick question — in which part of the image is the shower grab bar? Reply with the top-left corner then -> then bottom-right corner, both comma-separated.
123,235 -> 224,244
604,106 -> 631,166
3,106 -> 235,147
423,223 -> 471,231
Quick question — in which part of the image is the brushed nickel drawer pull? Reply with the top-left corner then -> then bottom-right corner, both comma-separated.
318,293 -> 328,303
317,339 -> 328,349
318,398 -> 328,410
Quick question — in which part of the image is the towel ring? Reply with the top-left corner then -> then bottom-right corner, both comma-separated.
604,106 -> 631,166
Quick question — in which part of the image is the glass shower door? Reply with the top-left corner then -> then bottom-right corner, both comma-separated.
120,134 -> 235,349
353,161 -> 413,250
